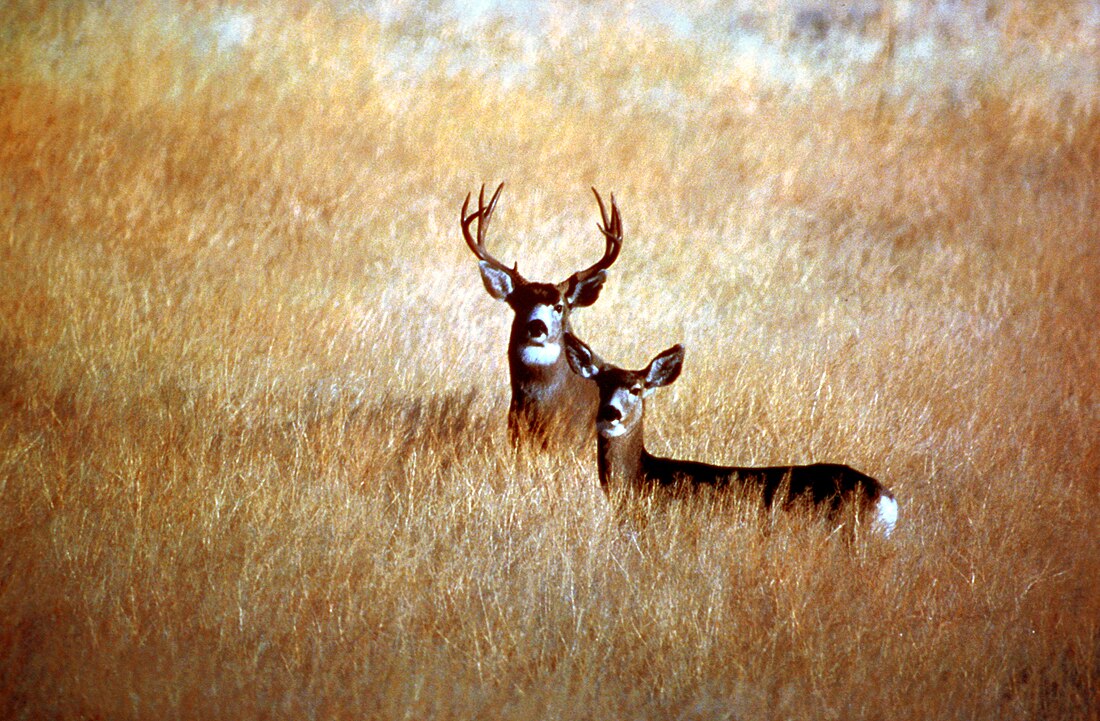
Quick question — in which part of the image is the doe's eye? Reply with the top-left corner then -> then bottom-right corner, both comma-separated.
629,386 -> 643,397
554,303 -> 564,313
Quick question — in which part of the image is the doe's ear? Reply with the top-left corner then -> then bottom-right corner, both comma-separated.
478,261 -> 516,301
563,333 -> 602,379
643,344 -> 684,394
564,270 -> 607,308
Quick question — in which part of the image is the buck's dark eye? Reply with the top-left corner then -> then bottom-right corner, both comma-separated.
629,386 -> 642,396
554,303 -> 564,313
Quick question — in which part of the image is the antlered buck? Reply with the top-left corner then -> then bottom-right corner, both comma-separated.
563,333 -> 899,537
463,184 -> 622,448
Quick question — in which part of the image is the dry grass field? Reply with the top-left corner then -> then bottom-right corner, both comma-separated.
2,1 -> 1099,719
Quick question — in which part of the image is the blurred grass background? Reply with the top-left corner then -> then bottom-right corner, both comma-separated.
1,1 -> 1098,718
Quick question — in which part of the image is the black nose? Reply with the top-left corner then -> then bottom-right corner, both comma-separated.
598,405 -> 621,422
526,319 -> 548,338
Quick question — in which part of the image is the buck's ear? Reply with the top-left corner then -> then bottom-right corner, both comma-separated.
643,344 -> 684,393
478,261 -> 515,301
563,333 -> 601,379
564,270 -> 607,308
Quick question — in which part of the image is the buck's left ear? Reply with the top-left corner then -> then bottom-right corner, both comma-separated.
643,344 -> 684,394
564,270 -> 607,308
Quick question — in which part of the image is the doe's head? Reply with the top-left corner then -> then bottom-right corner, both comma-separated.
563,333 -> 684,437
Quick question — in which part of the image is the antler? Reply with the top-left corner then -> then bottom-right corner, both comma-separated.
576,188 -> 623,282
461,183 -> 515,275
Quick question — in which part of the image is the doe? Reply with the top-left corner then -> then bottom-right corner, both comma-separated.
563,333 -> 899,537
463,184 -> 622,448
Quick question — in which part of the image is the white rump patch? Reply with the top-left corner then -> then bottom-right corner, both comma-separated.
872,495 -> 899,537
520,342 -> 561,366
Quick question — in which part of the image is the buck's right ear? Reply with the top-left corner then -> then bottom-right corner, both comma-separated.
564,269 -> 607,308
643,344 -> 684,392
478,261 -> 515,301
563,333 -> 601,379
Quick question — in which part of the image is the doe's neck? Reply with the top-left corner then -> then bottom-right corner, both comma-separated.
596,417 -> 646,491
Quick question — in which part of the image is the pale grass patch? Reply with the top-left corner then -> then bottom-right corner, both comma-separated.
1,1 -> 1098,719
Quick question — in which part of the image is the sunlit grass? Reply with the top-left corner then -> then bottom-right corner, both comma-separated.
1,1 -> 1098,719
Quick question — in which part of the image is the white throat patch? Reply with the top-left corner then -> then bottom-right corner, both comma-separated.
520,342 -> 561,366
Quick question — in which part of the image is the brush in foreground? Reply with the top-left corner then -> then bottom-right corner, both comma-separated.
564,332 -> 899,537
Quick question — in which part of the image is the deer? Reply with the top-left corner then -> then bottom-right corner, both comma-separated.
562,333 -> 899,537
462,184 -> 623,449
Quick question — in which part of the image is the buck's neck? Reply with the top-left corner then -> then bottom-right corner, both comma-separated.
507,325 -> 576,405
596,415 -> 646,492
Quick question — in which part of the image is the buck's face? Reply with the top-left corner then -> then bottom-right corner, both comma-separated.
564,333 -> 685,438
507,282 -> 567,366
478,264 -> 608,367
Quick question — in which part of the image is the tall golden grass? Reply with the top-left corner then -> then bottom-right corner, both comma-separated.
2,1 -> 1098,718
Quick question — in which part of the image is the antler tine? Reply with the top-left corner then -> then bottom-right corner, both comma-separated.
605,193 -> 623,245
482,182 -> 504,239
592,186 -> 612,231
462,182 -> 511,272
575,188 -> 622,281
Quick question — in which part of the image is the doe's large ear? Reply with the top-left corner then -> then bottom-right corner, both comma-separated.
643,344 -> 684,394
478,261 -> 516,301
563,332 -> 602,379
564,269 -> 607,308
